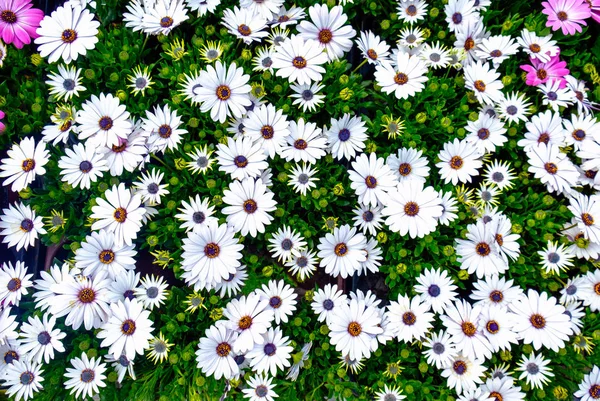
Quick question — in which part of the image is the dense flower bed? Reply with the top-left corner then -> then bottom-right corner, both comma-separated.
1,0 -> 600,400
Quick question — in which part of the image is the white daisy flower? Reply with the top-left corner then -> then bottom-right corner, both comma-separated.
474,35 -> 519,67
267,226 -> 306,263
516,29 -> 559,63
272,35 -> 328,85
243,104 -> 290,159
538,79 -> 575,111
0,137 -> 49,192
423,330 -> 458,370
441,299 -> 493,361
0,339 -> 24,377
0,261 -> 32,308
97,298 -> 154,360
180,222 -> 244,291
194,61 -> 251,123
420,41 -> 451,69
175,195 -> 218,233
374,52 -> 428,99
186,145 -> 215,175
375,384 -> 406,401
356,30 -> 390,65
74,229 -> 136,280
240,0 -> 283,19
470,275 -> 523,309
456,220 -> 507,278
311,283 -> 347,325
445,0 -> 479,33
326,114 -> 367,161
280,118 -> 327,164
397,0 -> 428,24
287,162 -> 319,196
223,294 -> 275,353
516,352 -> 554,390
134,275 -> 168,311
270,5 -> 306,28
242,374 -> 278,401
525,143 -> 578,195
357,238 -> 382,276
441,352 -> 486,395
382,180 -> 442,238
46,64 -> 85,100
35,4 -> 100,64
414,268 -> 458,314
106,270 -> 140,304
90,183 -> 146,247
285,250 -> 318,281
297,4 -> 356,62
465,114 -> 507,153
509,289 -> 572,352
478,305 -> 519,353
141,0 -> 188,36
32,263 -> 78,311
349,152 -> 398,208
41,105 -> 78,146
385,294 -> 434,343
187,0 -> 219,16
517,109 -> 565,150
246,327 -> 293,376
495,92 -> 532,125
580,269 -> 600,312
454,20 -> 489,65
216,136 -> 268,180
575,365 -> 600,401
128,65 -> 153,96
386,148 -> 430,183
563,113 -> 600,151
222,6 -> 268,44
352,204 -> 383,237
289,82 -> 325,112
266,27 -> 290,48
463,60 -> 504,105
214,264 -> 248,298
58,142 -> 108,190
142,104 -> 188,153
64,352 -> 107,399
560,276 -> 585,305
438,190 -> 459,226
483,160 -> 515,190
563,222 -> 600,260
3,359 -> 44,401
98,129 -> 148,177
0,202 -> 46,252
566,75 -> 600,116
489,215 -> 520,262
221,178 -> 277,238
122,0 -> 151,32
133,168 -> 169,205
538,240 -> 574,275
399,26 -> 426,48
19,313 -> 66,364
328,298 -> 383,361
255,280 -> 297,325
76,93 -> 132,148
436,138 -> 483,185
105,353 -> 136,383
481,377 -> 525,401
317,224 -> 367,279
196,324 -> 239,380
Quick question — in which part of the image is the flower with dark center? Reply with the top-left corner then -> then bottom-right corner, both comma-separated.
269,296 -> 282,309
495,233 -> 503,246
432,342 -> 445,354
338,128 -> 351,142
464,37 -> 475,50
20,371 -> 34,385
238,315 -> 253,330
428,284 -> 441,297
215,85 -> 231,101
452,12 -> 463,24
63,79 -> 76,91
322,299 -> 334,310
489,290 -> 503,303
490,49 -> 502,58
7,278 -> 21,292
294,139 -> 308,149
301,90 -> 313,100
158,124 -> 172,138
430,53 -> 441,62
146,286 -> 159,299
123,290 -> 135,300
529,43 -> 541,53
255,385 -> 268,397
586,170 -> 598,179
78,288 -> 96,303
296,256 -> 308,267
406,5 -> 418,15
20,219 -> 34,232
61,29 -> 78,43
261,125 -> 274,139
566,284 -> 577,295
204,243 -> 220,258
544,162 -> 558,174
473,80 -> 486,92
582,213 -> 595,226
397,162 -> 412,176
216,342 -> 231,357
318,29 -> 333,44
196,156 -> 209,168
79,160 -> 92,173
477,128 -> 490,140
461,321 -> 477,337
453,360 -> 467,375
557,11 -> 568,21
261,57 -> 272,68
121,319 -> 136,335
135,78 -> 147,89
362,210 -> 374,222
589,384 -> 600,398
367,49 -> 378,60
37,331 -> 51,345
594,282 -> 600,296
80,368 -> 95,383
234,354 -> 246,365
234,155 -> 248,168
297,173 -> 309,184
537,69 -> 548,80
404,202 -> 419,216
243,199 -> 258,214
113,207 -> 127,223
99,249 -> 115,264
21,159 -> 35,172
292,56 -> 307,69
402,312 -> 416,326
529,314 -> 546,329
572,129 -> 586,141
4,350 -> 18,364
112,142 -> 127,153
475,242 -> 491,256
506,105 -> 518,115
281,238 -> 293,251
365,175 -> 377,188
486,320 -> 500,334
450,156 -> 463,169
98,116 -> 113,131
1,10 -> 17,23
263,343 -> 277,356
160,16 -> 173,27
347,321 -> 362,337
547,91 -> 558,101
394,72 -> 409,85
237,24 -> 251,36
334,243 -> 348,256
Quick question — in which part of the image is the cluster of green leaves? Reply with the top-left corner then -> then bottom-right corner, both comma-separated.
1,0 -> 600,400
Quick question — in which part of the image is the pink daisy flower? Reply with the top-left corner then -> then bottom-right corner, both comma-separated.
0,0 -> 44,49
591,0 -> 600,23
520,54 -> 570,88
541,0 -> 592,35
0,110 -> 4,133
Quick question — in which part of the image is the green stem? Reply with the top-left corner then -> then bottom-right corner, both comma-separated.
151,154 -> 169,169
352,59 -> 368,74
560,223 -> 578,232
140,35 -> 150,56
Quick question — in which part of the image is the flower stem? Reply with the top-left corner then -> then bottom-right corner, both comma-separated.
352,59 -> 368,74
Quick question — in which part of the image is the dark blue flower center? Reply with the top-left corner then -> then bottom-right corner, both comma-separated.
428,284 -> 441,297
323,299 -> 334,311
263,343 -> 276,356
37,331 -> 51,345
338,128 -> 351,142
79,161 -> 92,173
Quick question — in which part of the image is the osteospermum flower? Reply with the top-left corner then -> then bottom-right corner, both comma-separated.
140,0 -> 188,36
255,280 -> 297,325
0,261 -> 32,308
474,35 -> 519,67
463,61 -> 504,105
326,114 -> 367,161
267,226 -> 306,263
76,93 -> 132,148
414,268 -> 459,314
290,82 -> 325,112
317,224 -> 367,279
196,324 -> 239,380
64,352 -> 107,399
280,118 -> 327,164
348,153 -> 398,207
35,4 -> 100,64
526,143 -> 578,195
436,138 -> 483,185
287,162 -> 319,196
222,6 -> 268,44
385,295 -> 434,343
0,136 -> 49,192
465,114 -> 507,154
518,109 -> 565,150
247,326 -> 293,376
20,313 -> 66,364
0,0 -> 44,49
456,220 -> 507,278
223,294 -> 274,353
374,51 -> 428,99
423,330 -> 458,369
216,136 -> 268,181
441,353 -> 486,395
575,365 -> 600,401
74,229 -> 136,280
46,64 -> 85,100
243,103 -> 290,159
194,61 -> 251,123
445,0 -> 479,33
58,142 -> 108,190
516,352 -> 554,390
3,359 -> 44,401
272,35 -> 328,85
542,0 -> 591,35
242,374 -> 278,401
142,104 -> 188,153
356,30 -> 390,65
90,183 -> 146,247
0,202 -> 46,251
521,55 -> 569,88
127,65 -> 153,96
175,195 -> 218,233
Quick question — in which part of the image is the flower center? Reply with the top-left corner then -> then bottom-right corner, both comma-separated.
365,175 -> 377,188
146,286 -> 159,299
21,159 -> 35,172
486,320 -> 500,334
582,213 -> 595,226
7,278 -> 21,292
338,128 -> 351,142
547,91 -> 558,101
489,391 -> 503,401
452,13 -> 462,24
156,15 -> 173,28
537,133 -> 550,144
158,124 -> 172,138
586,170 -> 598,179
243,199 -> 258,214
256,385 -> 268,398
237,24 -> 251,36
450,155 -> 463,169
594,282 -> 600,296
80,368 -> 95,383
99,249 -> 115,264
347,321 -> 362,337
296,256 -> 308,267
367,49 -> 378,60
263,342 -> 277,356
590,384 -> 600,399
4,350 -> 18,364
234,155 -> 248,168
216,342 -> 231,357
394,72 -> 409,85
78,160 -> 92,173
146,183 -> 159,195
490,49 -> 502,58
112,141 -> 127,153
404,201 -> 420,216
78,288 -> 96,304
216,85 -> 231,101
323,299 -> 334,310
60,121 -> 73,132
293,56 -> 307,69
301,90 -> 313,100
20,371 -> 34,385
204,243 -> 220,258
557,11 -> 568,21
473,80 -> 486,92
135,77 -> 147,89
362,211 -> 374,222
61,29 -> 78,43
489,290 -> 503,303
453,360 -> 467,375
398,162 -> 412,176
266,295 -> 283,309
334,243 -> 348,256
98,116 -> 113,131
402,311 -> 416,326
281,238 -> 293,250
37,331 -> 51,345
529,43 -> 541,53
121,319 -> 136,335
318,29 -> 333,44
477,128 -> 490,140
0,10 -> 17,23
461,321 -> 477,337
506,105 -> 518,115
298,173 -> 309,184
238,315 -> 252,330
544,162 -> 558,174
113,207 -> 127,223
432,342 -> 445,354
261,125 -> 274,139
20,219 -> 34,232
464,37 -> 475,51
406,4 -> 417,15
566,284 -> 577,295
573,129 -> 586,141
495,233 -> 504,246
63,79 -> 76,91
123,290 -> 135,300
526,363 -> 539,374
537,69 -> 548,80
294,139 -> 308,150
530,313 -> 546,329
